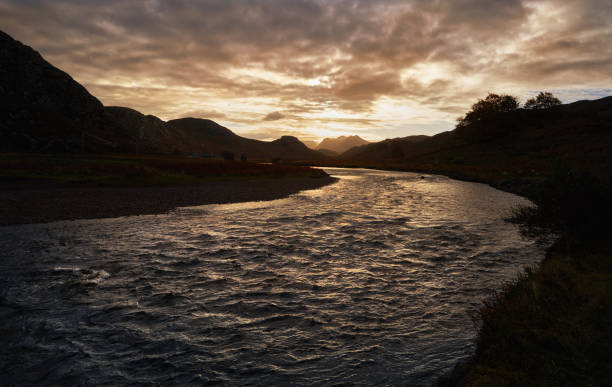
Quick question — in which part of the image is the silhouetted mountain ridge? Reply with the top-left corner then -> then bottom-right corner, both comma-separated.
0,30 -> 106,151
0,30 -> 327,160
167,119 -> 325,160
316,135 -> 370,154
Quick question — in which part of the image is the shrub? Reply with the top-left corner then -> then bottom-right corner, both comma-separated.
457,93 -> 519,127
524,92 -> 562,110
508,162 -> 612,242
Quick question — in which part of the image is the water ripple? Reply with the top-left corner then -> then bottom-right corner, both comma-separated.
0,168 -> 545,386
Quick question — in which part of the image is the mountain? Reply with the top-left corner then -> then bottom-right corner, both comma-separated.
168,118 -> 325,160
0,30 -> 327,160
0,30 -> 106,152
317,148 -> 340,157
316,135 -> 369,154
301,140 -> 320,150
103,107 -> 186,153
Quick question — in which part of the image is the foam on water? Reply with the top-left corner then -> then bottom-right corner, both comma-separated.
0,168 -> 545,386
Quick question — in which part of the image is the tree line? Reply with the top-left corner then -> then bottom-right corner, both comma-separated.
457,92 -> 562,128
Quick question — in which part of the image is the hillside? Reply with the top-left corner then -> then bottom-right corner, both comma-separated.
0,30 -> 327,161
341,98 -> 612,193
301,140 -> 320,150
340,135 -> 429,159
0,30 -> 106,152
316,135 -> 370,154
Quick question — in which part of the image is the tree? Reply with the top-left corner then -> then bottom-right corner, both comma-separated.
524,92 -> 561,110
457,93 -> 519,127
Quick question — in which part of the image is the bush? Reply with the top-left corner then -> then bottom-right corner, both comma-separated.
524,92 -> 561,110
508,162 -> 612,242
457,93 -> 519,127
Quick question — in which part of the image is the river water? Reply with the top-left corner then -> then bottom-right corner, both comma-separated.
0,168 -> 545,386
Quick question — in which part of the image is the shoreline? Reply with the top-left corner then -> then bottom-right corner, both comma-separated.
0,176 -> 338,226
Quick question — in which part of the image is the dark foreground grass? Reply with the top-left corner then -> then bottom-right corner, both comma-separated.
0,153 -> 328,187
437,239 -> 612,386
435,167 -> 612,386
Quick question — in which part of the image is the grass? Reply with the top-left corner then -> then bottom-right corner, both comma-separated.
442,239 -> 612,386
0,153 -> 328,187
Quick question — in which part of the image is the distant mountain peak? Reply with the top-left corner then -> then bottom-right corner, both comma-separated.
167,117 -> 235,137
316,135 -> 370,154
273,135 -> 309,149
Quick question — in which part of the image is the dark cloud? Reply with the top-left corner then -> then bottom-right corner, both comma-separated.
1,0 -> 610,138
263,111 -> 285,121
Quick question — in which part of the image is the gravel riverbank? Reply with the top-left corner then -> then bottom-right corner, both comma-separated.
0,176 -> 337,226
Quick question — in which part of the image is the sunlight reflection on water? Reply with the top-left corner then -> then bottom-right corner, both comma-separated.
0,168 -> 546,386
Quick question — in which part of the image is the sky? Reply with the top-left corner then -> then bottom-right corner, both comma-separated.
1,0 -> 611,142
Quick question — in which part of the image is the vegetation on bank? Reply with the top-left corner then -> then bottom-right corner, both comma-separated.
0,153 -> 328,187
508,163 -> 612,242
438,240 -> 612,386
436,164 -> 612,385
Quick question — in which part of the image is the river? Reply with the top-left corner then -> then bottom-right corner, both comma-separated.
0,168 -> 545,386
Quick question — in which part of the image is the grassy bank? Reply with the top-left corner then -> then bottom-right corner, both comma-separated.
429,166 -> 612,386
0,153 -> 328,187
436,238 -> 612,386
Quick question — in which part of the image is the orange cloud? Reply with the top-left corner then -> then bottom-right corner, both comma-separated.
1,0 -> 610,140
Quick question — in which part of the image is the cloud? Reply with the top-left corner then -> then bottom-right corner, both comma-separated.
0,0 -> 610,139
179,110 -> 226,119
263,111 -> 285,121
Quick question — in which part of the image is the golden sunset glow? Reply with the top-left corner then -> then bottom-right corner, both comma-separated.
2,0 -> 611,142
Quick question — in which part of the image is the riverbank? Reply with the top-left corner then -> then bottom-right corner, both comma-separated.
0,153 -> 337,226
436,238 -> 612,386
0,176 -> 337,226
416,166 -> 612,385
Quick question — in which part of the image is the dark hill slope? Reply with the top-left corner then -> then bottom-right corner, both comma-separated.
103,107 -> 185,153
342,97 -> 612,192
0,30 -> 105,151
340,135 -> 429,159
317,148 -> 340,157
168,118 -> 327,160
0,30 -> 183,153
